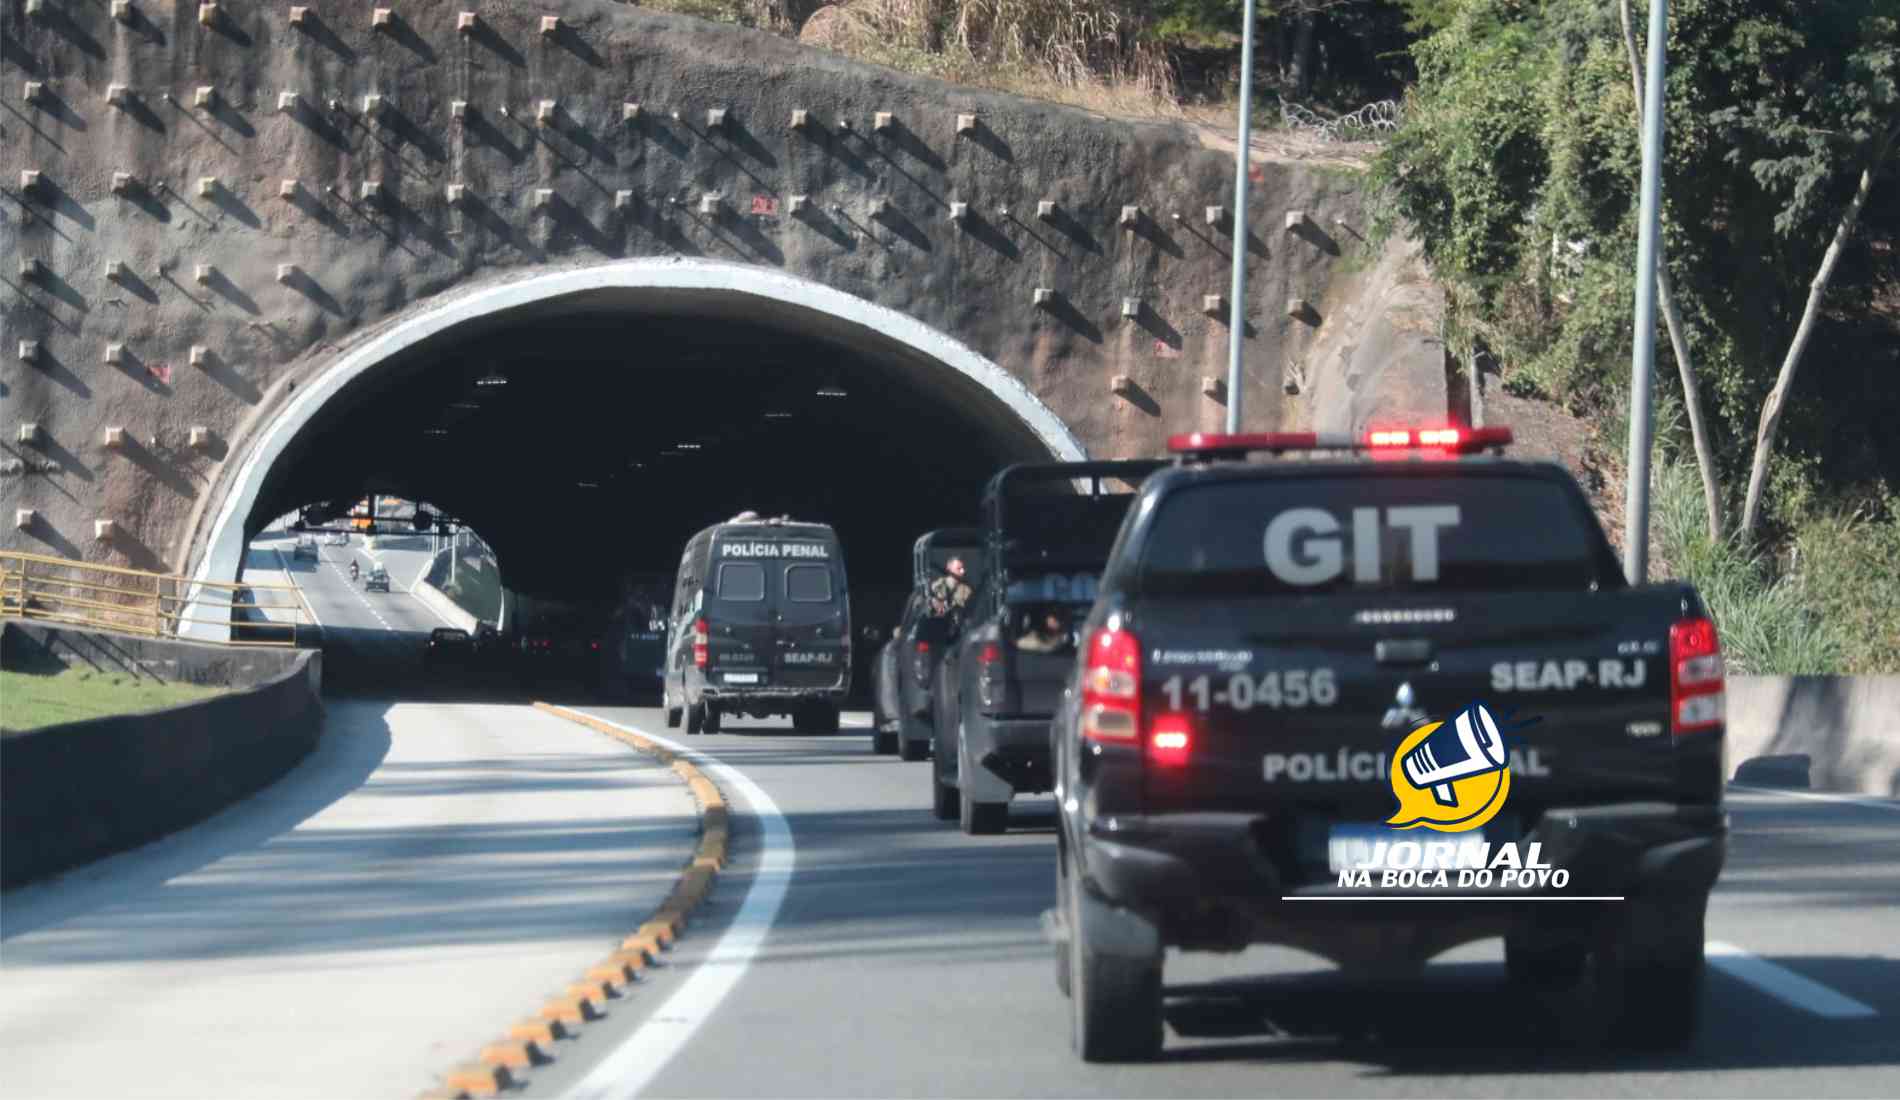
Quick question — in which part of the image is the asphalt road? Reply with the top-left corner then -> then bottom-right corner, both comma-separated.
513,707 -> 1899,1100
0,538 -> 698,1100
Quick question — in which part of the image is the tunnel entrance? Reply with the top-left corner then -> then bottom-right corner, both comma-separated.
186,260 -> 1085,671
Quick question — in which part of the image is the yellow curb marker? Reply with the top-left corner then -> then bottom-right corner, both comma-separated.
423,702 -> 733,1095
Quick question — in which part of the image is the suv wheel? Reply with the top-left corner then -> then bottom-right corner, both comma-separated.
960,787 -> 1008,835
872,728 -> 898,755
898,715 -> 930,761
1597,895 -> 1707,1049
1068,878 -> 1164,1063
686,701 -> 705,735
703,705 -> 723,735
665,706 -> 682,729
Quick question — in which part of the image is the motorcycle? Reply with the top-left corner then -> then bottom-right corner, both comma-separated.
349,561 -> 360,582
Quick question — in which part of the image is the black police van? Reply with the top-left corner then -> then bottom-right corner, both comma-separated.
663,514 -> 852,735
1047,427 -> 1727,1061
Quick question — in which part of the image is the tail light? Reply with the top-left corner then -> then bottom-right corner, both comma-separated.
1080,626 -> 1140,744
1670,616 -> 1724,735
977,641 -> 1005,709
1148,712 -> 1192,767
692,616 -> 708,668
911,640 -> 932,686
915,640 -> 931,655
977,642 -> 1001,667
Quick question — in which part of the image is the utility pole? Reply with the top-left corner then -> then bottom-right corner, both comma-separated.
1623,0 -> 1669,584
1224,0 -> 1260,433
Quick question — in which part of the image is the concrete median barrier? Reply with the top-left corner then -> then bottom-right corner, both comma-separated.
1727,675 -> 1900,796
1,622 -> 323,888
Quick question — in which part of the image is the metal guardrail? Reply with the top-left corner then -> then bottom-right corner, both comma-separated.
0,550 -> 316,647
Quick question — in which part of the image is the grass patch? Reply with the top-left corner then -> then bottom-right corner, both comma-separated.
0,665 -> 229,733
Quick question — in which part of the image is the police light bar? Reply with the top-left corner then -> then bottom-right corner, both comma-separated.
1167,426 -> 1513,458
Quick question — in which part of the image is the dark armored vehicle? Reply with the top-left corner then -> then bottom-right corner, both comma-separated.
872,529 -> 985,759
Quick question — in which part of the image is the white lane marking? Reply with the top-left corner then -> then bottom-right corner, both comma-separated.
1707,942 -> 1879,1019
1732,784 -> 1900,815
563,715 -> 795,1100
321,550 -> 397,632
269,548 -> 324,628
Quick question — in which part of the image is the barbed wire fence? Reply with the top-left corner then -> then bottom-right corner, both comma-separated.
1279,99 -> 1403,142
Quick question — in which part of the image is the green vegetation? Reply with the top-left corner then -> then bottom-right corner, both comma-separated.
443,560 -> 504,625
0,665 -> 229,733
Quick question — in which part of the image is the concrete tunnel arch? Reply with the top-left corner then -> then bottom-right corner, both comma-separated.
181,257 -> 1089,640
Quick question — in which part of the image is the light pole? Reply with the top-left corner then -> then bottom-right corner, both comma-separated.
1224,0 -> 1260,433
1623,0 -> 1669,583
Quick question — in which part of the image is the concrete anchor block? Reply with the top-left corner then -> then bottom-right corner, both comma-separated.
194,264 -> 213,285
533,188 -> 555,210
24,81 -> 45,104
19,170 -> 41,195
698,194 -> 719,216
787,194 -> 808,215
997,205 -> 1010,218
450,100 -> 468,120
18,423 -> 41,445
108,84 -> 132,107
540,15 -> 561,34
705,107 -> 727,130
457,11 -> 477,33
19,257 -> 42,279
1037,200 -> 1056,220
1202,376 -> 1224,398
112,0 -> 135,22
275,264 -> 296,284
288,6 -> 308,26
1119,205 -> 1141,228
956,112 -> 977,134
790,108 -> 810,129
1121,297 -> 1140,319
15,509 -> 35,530
446,183 -> 468,205
536,99 -> 557,126
17,341 -> 40,363
111,172 -> 136,195
1203,293 -> 1226,316
362,93 -> 384,117
1287,297 -> 1313,321
189,346 -> 209,366
1032,287 -> 1054,306
188,426 -> 211,449
1285,209 -> 1309,232
103,426 -> 127,449
197,176 -> 218,198
613,189 -> 633,210
108,260 -> 132,281
359,180 -> 382,202
948,201 -> 968,223
278,91 -> 298,112
371,7 -> 392,29
873,110 -> 894,132
1205,204 -> 1225,226
1110,375 -> 1135,397
94,519 -> 119,542
622,102 -> 642,122
105,344 -> 126,364
869,197 -> 890,218
193,85 -> 215,108
197,2 -> 219,27
279,179 -> 299,199
25,0 -> 46,16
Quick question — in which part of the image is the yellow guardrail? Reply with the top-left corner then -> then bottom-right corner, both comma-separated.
0,550 -> 316,647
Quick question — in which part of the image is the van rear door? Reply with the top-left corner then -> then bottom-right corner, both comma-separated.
775,553 -> 849,690
703,556 -> 776,688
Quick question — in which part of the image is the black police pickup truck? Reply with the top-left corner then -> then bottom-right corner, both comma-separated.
872,528 -> 985,759
1047,427 -> 1727,1061
933,461 -> 1163,834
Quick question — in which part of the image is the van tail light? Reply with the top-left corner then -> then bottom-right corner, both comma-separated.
915,640 -> 931,654
977,641 -> 1006,710
911,639 -> 933,687
692,616 -> 708,669
1147,712 -> 1192,767
1080,626 -> 1140,744
1670,616 -> 1724,735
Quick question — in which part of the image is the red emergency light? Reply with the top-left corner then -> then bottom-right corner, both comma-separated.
1168,426 -> 1513,459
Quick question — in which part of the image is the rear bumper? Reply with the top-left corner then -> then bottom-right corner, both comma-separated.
963,716 -> 1052,799
1076,801 -> 1726,961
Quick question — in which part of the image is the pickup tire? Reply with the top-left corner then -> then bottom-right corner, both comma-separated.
1067,880 -> 1164,1063
931,773 -> 959,822
686,701 -> 705,736
873,729 -> 898,754
665,706 -> 682,729
960,788 -> 1008,835
703,705 -> 723,735
1596,896 -> 1707,1049
898,717 -> 930,761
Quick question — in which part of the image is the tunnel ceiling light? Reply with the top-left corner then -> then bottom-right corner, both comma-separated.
763,411 -> 795,420
423,428 -> 449,437
677,442 -> 703,450
475,371 -> 508,387
815,386 -> 848,398
447,401 -> 480,411
577,481 -> 599,489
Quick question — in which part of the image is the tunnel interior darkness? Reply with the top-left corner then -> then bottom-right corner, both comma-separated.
250,289 -> 1063,625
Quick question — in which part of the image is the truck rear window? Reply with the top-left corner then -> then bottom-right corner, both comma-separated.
786,564 -> 832,602
1138,476 -> 1607,595
717,562 -> 766,601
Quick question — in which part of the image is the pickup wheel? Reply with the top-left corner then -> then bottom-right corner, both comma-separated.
665,706 -> 682,730
703,705 -> 723,735
873,729 -> 898,754
931,769 -> 959,822
898,716 -> 930,761
1596,896 -> 1707,1049
686,701 -> 705,736
1068,880 -> 1164,1062
960,788 -> 1008,835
